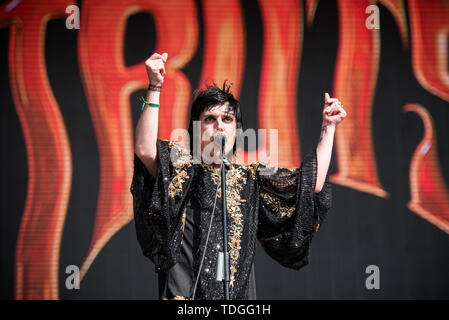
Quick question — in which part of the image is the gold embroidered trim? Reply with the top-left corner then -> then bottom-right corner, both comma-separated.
167,140 -> 192,199
204,164 -> 246,288
260,191 -> 296,218
250,162 -> 296,219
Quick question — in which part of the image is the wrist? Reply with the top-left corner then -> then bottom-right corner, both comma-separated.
318,122 -> 335,143
145,87 -> 161,105
148,83 -> 162,92
322,122 -> 336,131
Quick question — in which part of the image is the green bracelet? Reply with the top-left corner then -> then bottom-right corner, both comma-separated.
138,96 -> 160,110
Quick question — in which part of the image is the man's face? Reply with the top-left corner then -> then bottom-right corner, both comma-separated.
199,103 -> 237,163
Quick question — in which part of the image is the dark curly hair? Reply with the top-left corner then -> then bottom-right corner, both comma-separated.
187,80 -> 243,157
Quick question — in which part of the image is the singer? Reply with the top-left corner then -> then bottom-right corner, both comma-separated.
130,52 -> 346,300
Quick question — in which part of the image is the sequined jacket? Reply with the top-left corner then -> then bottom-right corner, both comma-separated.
130,139 -> 332,299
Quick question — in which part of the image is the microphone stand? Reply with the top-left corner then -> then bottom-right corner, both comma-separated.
220,136 -> 230,300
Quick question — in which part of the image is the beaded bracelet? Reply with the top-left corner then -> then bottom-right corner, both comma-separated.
138,96 -> 160,111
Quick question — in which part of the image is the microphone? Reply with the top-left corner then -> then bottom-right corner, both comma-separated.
214,132 -> 230,167
214,131 -> 227,148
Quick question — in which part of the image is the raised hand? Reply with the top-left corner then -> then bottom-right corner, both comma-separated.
145,52 -> 168,86
322,92 -> 347,127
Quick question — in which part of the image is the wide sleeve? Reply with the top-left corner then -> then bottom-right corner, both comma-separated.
256,148 -> 332,270
130,139 -> 194,272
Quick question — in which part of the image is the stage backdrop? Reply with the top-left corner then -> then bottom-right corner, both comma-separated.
1,0 -> 449,299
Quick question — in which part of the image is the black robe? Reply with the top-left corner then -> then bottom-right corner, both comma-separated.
130,139 -> 332,300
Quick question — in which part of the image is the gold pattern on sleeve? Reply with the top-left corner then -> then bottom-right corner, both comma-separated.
260,191 -> 296,218
248,161 -> 291,179
252,161 -> 297,219
167,140 -> 193,199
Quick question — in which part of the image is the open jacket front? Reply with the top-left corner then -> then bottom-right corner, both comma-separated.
130,139 -> 332,300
